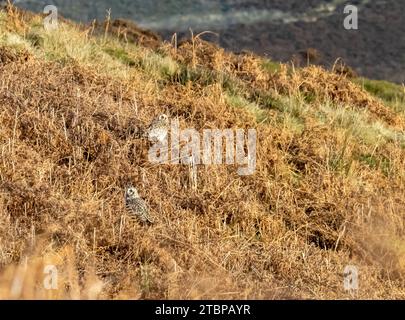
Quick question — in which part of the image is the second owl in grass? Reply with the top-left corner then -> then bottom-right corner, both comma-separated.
125,186 -> 154,224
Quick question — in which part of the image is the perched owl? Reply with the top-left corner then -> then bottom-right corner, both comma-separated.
125,186 -> 154,224
143,114 -> 169,143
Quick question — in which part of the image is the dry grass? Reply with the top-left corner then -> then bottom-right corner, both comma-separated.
0,6 -> 404,300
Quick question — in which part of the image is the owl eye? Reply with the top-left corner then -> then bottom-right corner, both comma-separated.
160,114 -> 167,120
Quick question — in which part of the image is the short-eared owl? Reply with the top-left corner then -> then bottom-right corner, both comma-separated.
143,114 -> 169,143
125,186 -> 153,224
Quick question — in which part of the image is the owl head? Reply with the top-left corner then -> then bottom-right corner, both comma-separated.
125,186 -> 139,199
158,114 -> 168,123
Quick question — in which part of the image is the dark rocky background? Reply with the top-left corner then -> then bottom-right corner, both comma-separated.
9,0 -> 405,83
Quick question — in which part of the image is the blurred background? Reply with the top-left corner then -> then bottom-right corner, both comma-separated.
9,0 -> 405,83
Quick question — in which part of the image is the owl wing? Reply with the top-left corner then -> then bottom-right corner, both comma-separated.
139,118 -> 156,138
127,197 -> 154,224
142,119 -> 159,139
146,118 -> 159,131
137,198 -> 154,224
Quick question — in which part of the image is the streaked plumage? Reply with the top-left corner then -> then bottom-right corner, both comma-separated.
125,187 -> 153,224
143,114 -> 169,143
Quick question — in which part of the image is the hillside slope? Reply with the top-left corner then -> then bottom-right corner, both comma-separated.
0,5 -> 405,299
14,0 -> 405,83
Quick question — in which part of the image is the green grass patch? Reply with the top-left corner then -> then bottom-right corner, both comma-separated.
262,59 -> 281,74
357,153 -> 392,177
103,47 -> 136,66
171,65 -> 217,86
355,78 -> 404,103
225,93 -> 268,123
354,78 -> 405,115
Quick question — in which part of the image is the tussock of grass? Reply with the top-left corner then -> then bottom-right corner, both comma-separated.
317,103 -> 405,147
262,58 -> 282,74
225,93 -> 268,123
0,5 -> 405,300
0,32 -> 32,51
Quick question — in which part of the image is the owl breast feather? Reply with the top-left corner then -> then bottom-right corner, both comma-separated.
148,128 -> 168,142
